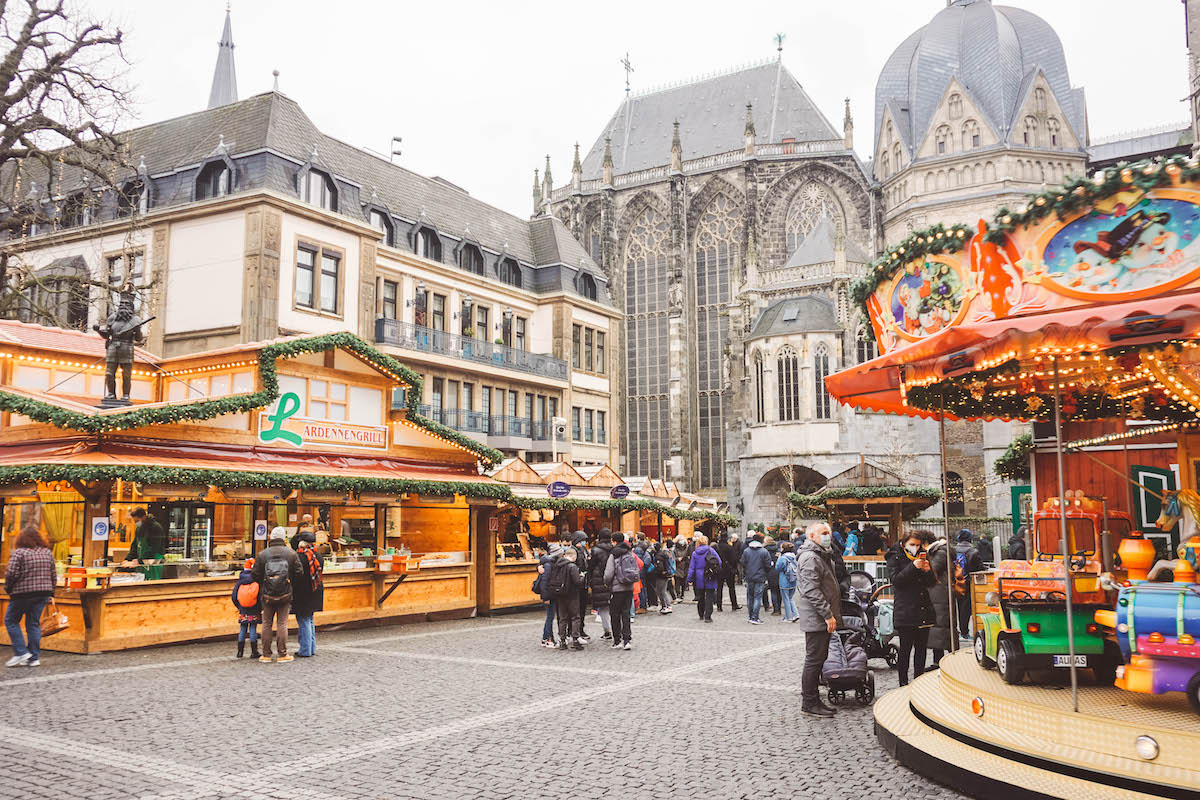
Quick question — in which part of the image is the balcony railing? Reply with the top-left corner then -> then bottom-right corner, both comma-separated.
375,319 -> 568,380
418,405 -> 567,442
530,419 -> 567,442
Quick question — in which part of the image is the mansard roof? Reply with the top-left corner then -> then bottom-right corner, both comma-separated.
581,60 -> 841,180
748,296 -> 839,339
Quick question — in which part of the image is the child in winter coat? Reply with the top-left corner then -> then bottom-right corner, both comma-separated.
231,558 -> 262,659
776,541 -> 800,622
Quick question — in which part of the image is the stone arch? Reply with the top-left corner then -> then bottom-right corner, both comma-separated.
751,465 -> 828,524
984,161 -> 996,182
615,188 -> 671,259
757,161 -> 870,269
686,174 -> 745,233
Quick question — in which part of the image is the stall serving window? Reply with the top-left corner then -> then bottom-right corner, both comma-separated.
390,496 -> 471,568
1,490 -> 84,567
495,508 -> 552,563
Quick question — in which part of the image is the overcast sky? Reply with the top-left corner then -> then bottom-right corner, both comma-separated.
95,0 -> 1189,218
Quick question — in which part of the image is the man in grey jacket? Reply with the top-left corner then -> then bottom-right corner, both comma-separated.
795,522 -> 842,718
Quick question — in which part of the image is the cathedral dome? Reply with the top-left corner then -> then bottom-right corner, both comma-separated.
875,0 -> 1085,153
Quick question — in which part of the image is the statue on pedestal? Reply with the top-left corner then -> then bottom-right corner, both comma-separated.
94,285 -> 145,407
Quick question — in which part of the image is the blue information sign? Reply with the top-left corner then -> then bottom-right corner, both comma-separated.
547,481 -> 572,498
610,485 -> 630,499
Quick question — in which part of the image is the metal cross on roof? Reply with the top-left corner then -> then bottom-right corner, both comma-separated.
775,32 -> 786,54
621,52 -> 634,93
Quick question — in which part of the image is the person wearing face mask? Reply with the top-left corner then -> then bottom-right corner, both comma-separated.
884,529 -> 938,686
795,522 -> 842,718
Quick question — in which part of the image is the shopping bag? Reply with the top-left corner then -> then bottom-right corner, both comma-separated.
40,600 -> 70,637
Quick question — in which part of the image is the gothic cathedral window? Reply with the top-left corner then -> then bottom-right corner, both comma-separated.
777,346 -> 801,422
624,206 -> 671,479
785,182 -> 842,253
814,343 -> 833,420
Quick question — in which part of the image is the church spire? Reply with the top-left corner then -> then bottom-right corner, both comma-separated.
571,143 -> 583,191
532,168 -> 542,217
602,137 -> 614,185
842,97 -> 854,150
670,120 -> 682,172
744,103 -> 756,157
542,155 -> 553,207
207,5 -> 238,109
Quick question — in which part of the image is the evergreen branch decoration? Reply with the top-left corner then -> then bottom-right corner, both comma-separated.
509,495 -> 738,526
993,433 -> 1033,482
0,331 -> 504,467
789,485 -> 942,513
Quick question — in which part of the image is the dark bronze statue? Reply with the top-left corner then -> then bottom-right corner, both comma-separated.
93,285 -> 146,406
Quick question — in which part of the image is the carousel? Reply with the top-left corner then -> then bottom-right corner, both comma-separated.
828,156 -> 1200,799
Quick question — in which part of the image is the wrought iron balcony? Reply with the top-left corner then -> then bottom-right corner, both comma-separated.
375,319 -> 568,380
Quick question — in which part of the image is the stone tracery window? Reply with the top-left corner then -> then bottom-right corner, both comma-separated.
785,181 -> 842,253
777,345 -> 800,422
814,342 -> 833,420
935,125 -> 952,155
1047,117 -> 1061,147
961,119 -> 980,150
624,205 -> 671,479
753,351 -> 765,424
948,93 -> 963,120
693,192 -> 741,489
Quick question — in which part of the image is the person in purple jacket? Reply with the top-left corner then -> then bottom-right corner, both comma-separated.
686,534 -> 722,623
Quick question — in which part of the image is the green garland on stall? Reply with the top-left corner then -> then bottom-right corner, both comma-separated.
0,463 -> 513,501
789,485 -> 942,516
510,495 -> 738,526
0,331 -> 504,467
993,433 -> 1033,482
852,154 -> 1200,338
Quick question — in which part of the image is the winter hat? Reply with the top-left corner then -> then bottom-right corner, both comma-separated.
299,531 -> 317,544
269,526 -> 287,542
957,529 -> 973,543
572,531 -> 587,545
548,543 -> 565,557
243,558 -> 255,570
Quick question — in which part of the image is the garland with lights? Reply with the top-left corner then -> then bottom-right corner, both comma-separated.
789,485 -> 942,517
993,433 -> 1033,482
853,154 -> 1200,337
510,495 -> 738,526
0,331 -> 504,467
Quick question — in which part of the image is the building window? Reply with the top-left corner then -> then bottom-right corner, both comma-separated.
507,390 -> 518,419
694,192 -> 740,489
548,397 -> 558,419
1023,115 -> 1038,146
753,352 -> 765,423
462,383 -> 474,413
525,393 -> 534,425
596,332 -> 606,375
584,328 -> 593,371
879,153 -> 890,179
59,193 -> 89,229
498,257 -> 522,288
572,324 -> 581,368
814,342 -> 832,420
948,93 -> 963,120
307,379 -> 347,422
381,279 -> 398,320
777,346 -> 800,422
460,243 -> 484,275
481,385 -> 491,433
414,226 -> 442,261
295,247 -> 316,308
118,180 -> 148,217
430,378 -> 444,424
625,204 -> 670,478
785,181 -> 841,253
319,251 -> 340,313
537,395 -> 547,423
304,169 -> 336,211
196,160 -> 231,199
368,208 -> 394,247
578,272 -> 597,301
597,410 -> 606,444
961,119 -> 980,150
431,293 -> 446,331
935,125 -> 951,155
571,407 -> 581,441
584,409 -> 594,442
514,317 -> 526,351
475,305 -> 489,341
892,143 -> 901,172
588,228 -> 601,263
105,251 -> 144,315
856,333 -> 877,364
1047,117 -> 1061,147
945,471 -> 966,516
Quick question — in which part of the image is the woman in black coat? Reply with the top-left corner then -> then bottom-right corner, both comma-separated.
292,534 -> 324,658
884,530 -> 937,686
925,537 -> 954,664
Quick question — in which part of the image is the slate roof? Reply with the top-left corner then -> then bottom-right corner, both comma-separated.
3,91 -> 605,286
1088,126 -> 1193,165
783,217 -> 871,268
748,296 -> 839,339
874,0 -> 1085,154
581,61 -> 840,180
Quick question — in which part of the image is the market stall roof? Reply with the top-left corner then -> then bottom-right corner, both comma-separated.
0,438 -> 497,491
529,461 -> 586,484
0,319 -> 158,364
827,294 -> 1200,420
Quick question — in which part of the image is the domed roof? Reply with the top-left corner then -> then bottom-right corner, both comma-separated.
875,0 -> 1085,154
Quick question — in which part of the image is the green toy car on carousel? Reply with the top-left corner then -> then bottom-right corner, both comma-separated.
973,508 -> 1125,685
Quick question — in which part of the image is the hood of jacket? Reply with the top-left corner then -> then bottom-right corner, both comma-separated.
611,542 -> 631,558
747,540 -> 764,549
693,544 -> 712,556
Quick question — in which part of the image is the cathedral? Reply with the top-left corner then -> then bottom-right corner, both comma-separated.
547,0 -> 1099,522
544,50 -> 944,519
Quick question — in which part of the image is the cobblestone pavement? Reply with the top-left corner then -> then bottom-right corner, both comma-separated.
0,588 -> 967,800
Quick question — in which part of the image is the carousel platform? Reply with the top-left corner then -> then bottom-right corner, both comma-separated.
875,650 -> 1200,799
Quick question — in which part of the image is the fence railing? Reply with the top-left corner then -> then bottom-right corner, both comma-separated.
375,319 -> 568,380
911,518 -> 1017,565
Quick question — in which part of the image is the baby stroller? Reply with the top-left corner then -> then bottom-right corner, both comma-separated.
845,572 -> 899,668
820,619 -> 875,705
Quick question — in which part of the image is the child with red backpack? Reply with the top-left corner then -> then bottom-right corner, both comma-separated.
231,558 -> 261,660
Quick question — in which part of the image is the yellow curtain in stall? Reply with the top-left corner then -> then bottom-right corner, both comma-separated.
37,491 -> 79,562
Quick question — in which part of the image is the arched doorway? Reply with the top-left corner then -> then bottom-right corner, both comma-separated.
751,465 -> 827,525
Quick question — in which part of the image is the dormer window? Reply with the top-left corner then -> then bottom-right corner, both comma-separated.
413,226 -> 442,261
59,193 -> 89,229
303,169 -> 336,211
498,257 -> 522,288
578,272 -> 597,301
118,179 -> 148,217
460,243 -> 484,275
368,208 -> 394,247
196,160 -> 231,200
948,93 -> 963,120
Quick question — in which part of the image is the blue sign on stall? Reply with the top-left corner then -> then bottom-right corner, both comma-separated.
610,485 -> 630,499
547,481 -> 572,498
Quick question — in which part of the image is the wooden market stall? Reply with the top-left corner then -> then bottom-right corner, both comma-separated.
0,325 -> 507,653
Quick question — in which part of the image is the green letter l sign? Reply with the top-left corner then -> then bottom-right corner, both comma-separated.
259,391 -> 303,446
